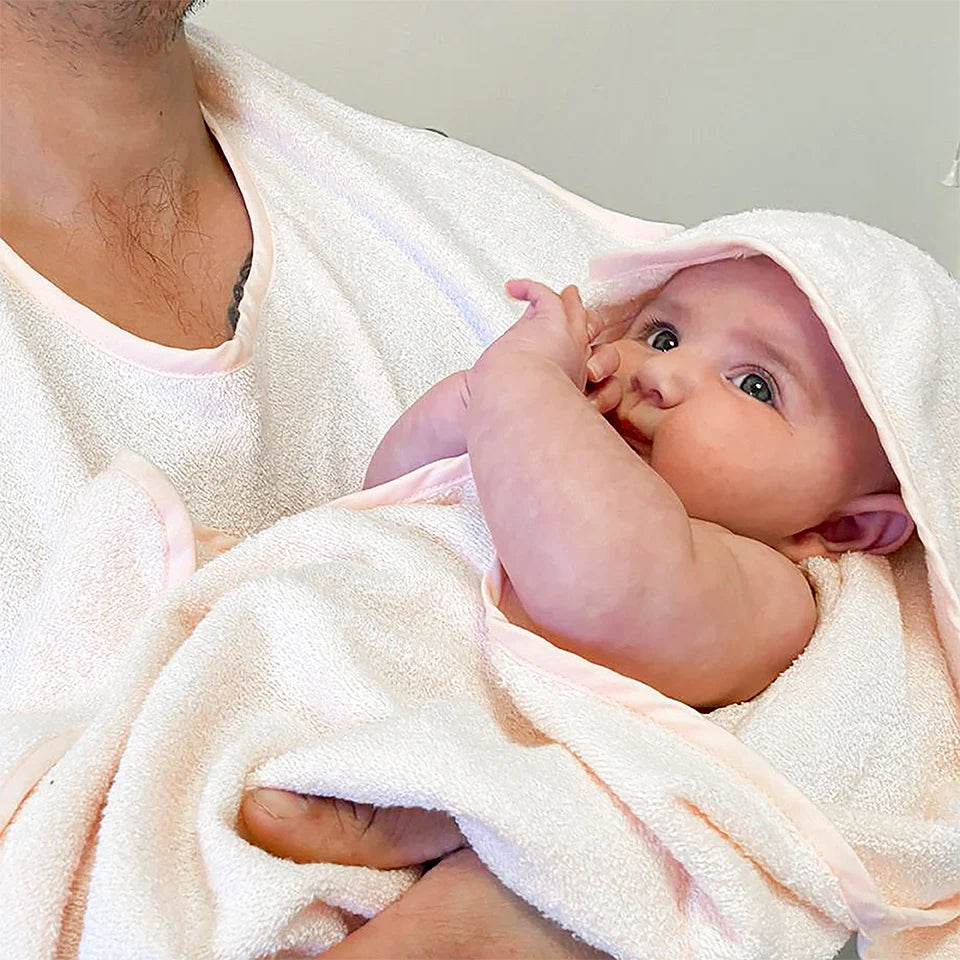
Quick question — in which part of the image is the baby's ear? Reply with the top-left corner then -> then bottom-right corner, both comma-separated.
805,493 -> 915,557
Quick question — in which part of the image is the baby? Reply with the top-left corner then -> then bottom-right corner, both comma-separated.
363,254 -> 914,710
10,219 -> 953,959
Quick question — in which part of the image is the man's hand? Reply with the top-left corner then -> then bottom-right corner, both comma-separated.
239,788 -> 465,868
239,789 -> 610,958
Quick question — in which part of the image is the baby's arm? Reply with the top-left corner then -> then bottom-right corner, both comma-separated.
363,372 -> 469,489
466,282 -> 815,709
464,289 -> 695,670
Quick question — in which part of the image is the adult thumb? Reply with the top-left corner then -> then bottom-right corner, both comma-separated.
239,789 -> 466,869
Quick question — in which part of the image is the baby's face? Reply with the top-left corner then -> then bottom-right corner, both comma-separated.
603,256 -> 893,557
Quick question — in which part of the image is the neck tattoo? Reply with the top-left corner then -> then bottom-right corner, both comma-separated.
227,250 -> 253,332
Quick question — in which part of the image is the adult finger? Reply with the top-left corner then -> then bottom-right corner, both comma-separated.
560,284 -> 584,311
239,790 -> 465,869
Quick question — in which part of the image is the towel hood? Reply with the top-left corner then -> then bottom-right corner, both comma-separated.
584,209 -> 960,700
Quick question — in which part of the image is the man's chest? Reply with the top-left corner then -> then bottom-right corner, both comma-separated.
3,175 -> 253,350
49,249 -> 243,350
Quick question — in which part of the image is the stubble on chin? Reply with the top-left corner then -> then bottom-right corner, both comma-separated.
3,0 -> 204,57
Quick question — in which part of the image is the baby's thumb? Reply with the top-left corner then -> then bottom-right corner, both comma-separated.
506,277 -> 558,309
240,789 -> 465,868
504,278 -> 535,302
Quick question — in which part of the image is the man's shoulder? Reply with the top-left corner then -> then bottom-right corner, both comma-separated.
186,24 -> 682,275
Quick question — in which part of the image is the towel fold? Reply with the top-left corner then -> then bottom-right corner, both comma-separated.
2,209 -> 958,960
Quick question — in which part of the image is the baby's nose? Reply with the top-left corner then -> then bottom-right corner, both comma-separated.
637,379 -> 676,409
630,354 -> 701,408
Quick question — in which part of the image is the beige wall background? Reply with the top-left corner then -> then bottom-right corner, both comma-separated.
191,0 -> 959,277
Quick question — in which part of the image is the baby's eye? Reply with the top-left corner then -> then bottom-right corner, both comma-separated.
642,322 -> 679,352
732,370 -> 776,405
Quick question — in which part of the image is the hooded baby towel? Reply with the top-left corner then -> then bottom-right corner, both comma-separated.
1,210 -> 958,960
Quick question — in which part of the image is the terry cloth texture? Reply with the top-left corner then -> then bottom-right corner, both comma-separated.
0,20 -> 679,960
0,21 -> 678,663
585,209 -> 960,959
2,208 -> 958,960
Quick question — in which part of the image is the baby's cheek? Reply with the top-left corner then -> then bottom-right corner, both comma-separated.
653,445 -> 739,522
649,414 -> 785,531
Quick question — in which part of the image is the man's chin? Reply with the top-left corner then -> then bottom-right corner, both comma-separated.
184,0 -> 210,18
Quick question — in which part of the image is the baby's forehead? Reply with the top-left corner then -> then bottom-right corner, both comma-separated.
661,257 -> 822,339
658,256 -> 855,389
664,255 -> 797,300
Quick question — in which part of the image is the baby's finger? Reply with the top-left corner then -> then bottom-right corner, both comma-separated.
588,377 -> 623,414
559,285 -> 590,333
584,308 -> 606,344
559,284 -> 584,310
504,278 -> 557,307
586,343 -> 622,383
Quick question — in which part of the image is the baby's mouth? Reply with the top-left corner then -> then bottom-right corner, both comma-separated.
605,399 -> 653,456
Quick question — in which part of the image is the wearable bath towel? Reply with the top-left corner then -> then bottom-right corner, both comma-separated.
1,210 -> 957,960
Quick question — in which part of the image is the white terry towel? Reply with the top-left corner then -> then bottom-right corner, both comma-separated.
1,210 -> 958,960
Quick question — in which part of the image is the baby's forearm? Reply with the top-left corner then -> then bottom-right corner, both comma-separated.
363,371 -> 470,489
465,355 -> 695,643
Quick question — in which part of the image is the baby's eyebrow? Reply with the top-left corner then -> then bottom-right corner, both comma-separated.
734,329 -> 816,405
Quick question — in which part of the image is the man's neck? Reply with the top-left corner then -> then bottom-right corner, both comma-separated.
0,13 -> 223,243
0,4 -> 254,348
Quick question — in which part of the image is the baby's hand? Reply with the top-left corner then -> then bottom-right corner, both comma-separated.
507,278 -> 624,415
472,279 -> 610,391
584,339 -> 624,415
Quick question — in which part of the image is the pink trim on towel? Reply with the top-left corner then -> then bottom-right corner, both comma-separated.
10,447 -> 950,942
351,457 -> 960,936
0,448 -> 202,832
330,454 -> 475,510
0,105 -> 274,376
498,156 -> 685,247
102,447 -> 201,592
0,732 -> 80,838
0,448 -> 200,844
588,240 -> 760,283
481,558 -> 959,938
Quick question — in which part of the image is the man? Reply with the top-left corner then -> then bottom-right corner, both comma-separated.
0,2 -> 674,954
